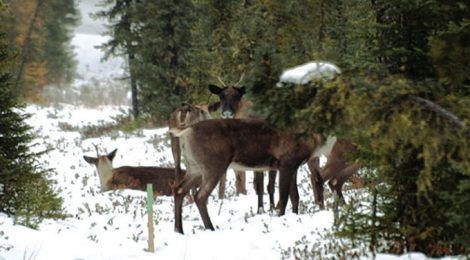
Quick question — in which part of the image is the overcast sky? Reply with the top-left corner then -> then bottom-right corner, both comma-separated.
75,0 -> 106,35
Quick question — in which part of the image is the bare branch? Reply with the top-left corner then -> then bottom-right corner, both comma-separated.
411,96 -> 470,139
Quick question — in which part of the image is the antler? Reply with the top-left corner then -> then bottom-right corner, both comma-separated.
217,76 -> 227,87
92,143 -> 100,156
235,71 -> 245,87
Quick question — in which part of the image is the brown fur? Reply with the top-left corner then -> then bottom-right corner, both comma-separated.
172,118 -> 322,234
83,149 -> 181,196
209,84 -> 260,200
168,104 -> 212,182
109,166 -> 177,196
308,138 -> 362,209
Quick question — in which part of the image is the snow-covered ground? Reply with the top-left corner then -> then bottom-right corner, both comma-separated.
0,104 -> 458,260
0,1 -> 460,259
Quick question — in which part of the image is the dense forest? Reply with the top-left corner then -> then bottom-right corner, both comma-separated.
0,0 -> 77,228
1,0 -> 469,257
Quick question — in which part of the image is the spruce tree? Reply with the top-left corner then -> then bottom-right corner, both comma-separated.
43,0 -> 79,87
248,0 -> 470,256
0,1 -> 64,228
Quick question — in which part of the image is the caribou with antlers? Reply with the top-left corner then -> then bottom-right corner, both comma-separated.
208,81 -> 279,212
83,146 -> 178,196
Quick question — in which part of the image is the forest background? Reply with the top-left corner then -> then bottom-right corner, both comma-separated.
1,0 -> 469,257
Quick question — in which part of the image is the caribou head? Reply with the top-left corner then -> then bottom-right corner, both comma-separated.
208,73 -> 246,119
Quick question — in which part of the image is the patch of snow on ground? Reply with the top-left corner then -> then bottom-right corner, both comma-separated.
0,104 -> 461,260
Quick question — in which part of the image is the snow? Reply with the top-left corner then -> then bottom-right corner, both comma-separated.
0,1 -> 459,258
0,104 -> 460,260
278,61 -> 341,85
72,0 -> 125,85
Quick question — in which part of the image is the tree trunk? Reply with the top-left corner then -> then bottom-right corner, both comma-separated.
15,0 -> 44,92
128,52 -> 139,118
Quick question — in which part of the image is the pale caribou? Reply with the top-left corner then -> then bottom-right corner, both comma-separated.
83,147 -> 178,196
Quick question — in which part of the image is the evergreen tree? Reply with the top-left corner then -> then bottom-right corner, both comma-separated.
96,0 -> 195,121
95,0 -> 141,118
248,0 -> 470,255
0,1 -> 64,228
43,0 -> 79,87
134,0 -> 195,121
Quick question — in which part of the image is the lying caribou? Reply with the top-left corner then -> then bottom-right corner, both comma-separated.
83,148 -> 179,196
171,118 -> 324,234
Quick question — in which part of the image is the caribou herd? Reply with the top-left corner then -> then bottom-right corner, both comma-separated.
83,62 -> 361,234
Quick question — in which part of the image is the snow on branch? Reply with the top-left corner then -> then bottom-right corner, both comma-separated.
277,61 -> 341,86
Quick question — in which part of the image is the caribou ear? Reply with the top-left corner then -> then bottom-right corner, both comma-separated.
107,149 -> 118,162
238,86 -> 246,95
83,156 -> 98,165
208,84 -> 222,95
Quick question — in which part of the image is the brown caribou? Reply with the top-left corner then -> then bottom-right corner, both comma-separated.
209,82 -> 362,212
171,118 -> 324,234
83,147 -> 179,196
168,103 -> 213,182
208,74 -> 253,199
308,138 -> 362,209
208,83 -> 279,213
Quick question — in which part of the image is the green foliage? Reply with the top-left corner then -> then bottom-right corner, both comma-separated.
242,0 -> 470,256
95,0 -> 470,255
43,0 -> 79,87
5,0 -> 79,100
96,0 -> 195,122
0,2 -> 65,228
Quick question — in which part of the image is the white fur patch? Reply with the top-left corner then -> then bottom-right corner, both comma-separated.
229,162 -> 273,172
313,136 -> 337,158
96,157 -> 114,191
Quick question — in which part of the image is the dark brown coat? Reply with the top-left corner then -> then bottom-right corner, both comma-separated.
172,118 -> 322,234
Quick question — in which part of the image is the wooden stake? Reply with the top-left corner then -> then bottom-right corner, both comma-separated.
147,183 -> 155,252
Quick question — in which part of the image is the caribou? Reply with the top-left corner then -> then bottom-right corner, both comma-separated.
170,118 -> 324,234
168,103 -> 213,182
83,147 -> 178,196
210,62 -> 362,213
208,83 -> 279,212
308,138 -> 362,209
208,74 -> 254,199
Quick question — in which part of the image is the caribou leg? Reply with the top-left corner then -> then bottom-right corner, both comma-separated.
267,171 -> 277,211
218,173 -> 227,199
308,157 -> 325,210
174,190 -> 186,234
254,171 -> 264,213
173,174 -> 201,234
194,176 -> 222,231
235,170 -> 247,195
289,173 -> 299,213
277,166 -> 297,216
